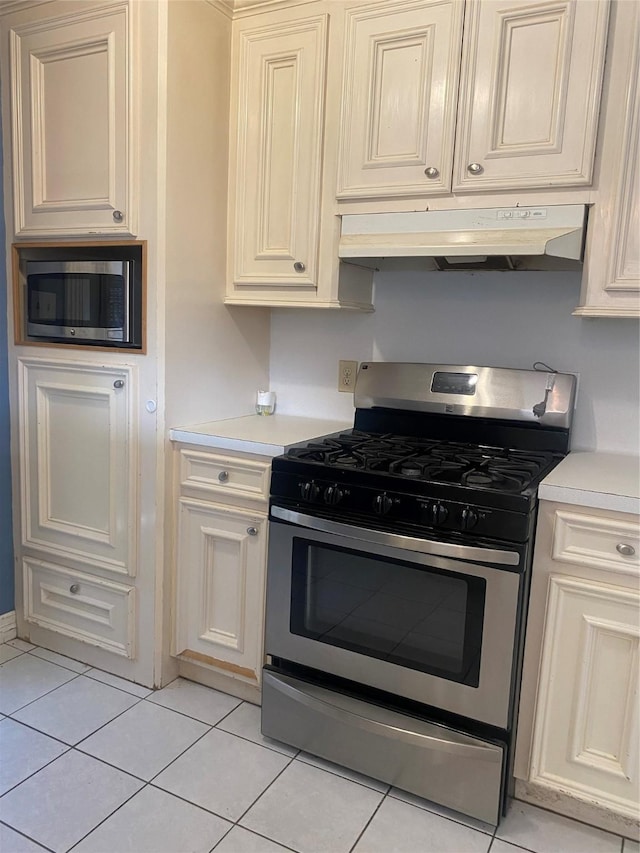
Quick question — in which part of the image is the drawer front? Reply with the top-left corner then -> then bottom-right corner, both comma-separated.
24,558 -> 135,658
179,449 -> 270,504
552,510 -> 640,576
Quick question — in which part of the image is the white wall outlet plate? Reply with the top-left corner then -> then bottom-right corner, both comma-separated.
338,360 -> 358,392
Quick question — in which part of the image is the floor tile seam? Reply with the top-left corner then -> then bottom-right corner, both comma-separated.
141,720 -> 214,784
0,649 -> 26,662
210,824 -> 300,853
26,649 -> 90,675
60,692 -> 147,749
71,744 -> 155,785
146,780 -> 237,827
291,754 -> 391,796
214,722 -> 301,760
64,779 -> 150,853
386,788 -> 497,837
234,751 -> 298,827
0,740 -> 72,800
486,836 -> 540,853
142,693 -> 242,728
0,714 -> 72,749
0,818 -> 56,853
0,670 -> 82,716
82,668 -> 154,698
347,790 -> 387,853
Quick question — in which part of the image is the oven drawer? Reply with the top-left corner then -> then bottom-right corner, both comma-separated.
262,669 -> 504,826
552,510 -> 640,576
179,449 -> 270,505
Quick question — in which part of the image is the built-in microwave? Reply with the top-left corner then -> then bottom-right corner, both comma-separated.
15,242 -> 144,349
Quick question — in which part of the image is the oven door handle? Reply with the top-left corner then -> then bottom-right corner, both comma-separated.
270,505 -> 520,566
265,671 -> 502,763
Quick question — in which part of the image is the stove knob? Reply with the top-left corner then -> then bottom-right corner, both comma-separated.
299,481 -> 320,502
323,484 -> 344,506
373,493 -> 393,515
461,507 -> 479,530
429,502 -> 449,526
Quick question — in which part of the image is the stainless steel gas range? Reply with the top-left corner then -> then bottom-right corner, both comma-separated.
261,363 -> 576,825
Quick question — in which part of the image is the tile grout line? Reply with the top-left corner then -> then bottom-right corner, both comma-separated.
1,670 -> 83,717
0,818 -> 56,853
347,791 -> 386,853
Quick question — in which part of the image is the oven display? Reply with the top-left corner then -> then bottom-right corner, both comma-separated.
431,372 -> 478,396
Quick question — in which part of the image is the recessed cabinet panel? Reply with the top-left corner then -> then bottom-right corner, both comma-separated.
337,0 -> 463,198
605,64 -> 639,293
19,359 -> 137,576
9,3 -> 134,237
175,499 -> 267,681
232,15 -> 328,288
530,576 -> 639,818
25,557 -> 135,657
454,0 -> 610,191
576,1 -> 639,316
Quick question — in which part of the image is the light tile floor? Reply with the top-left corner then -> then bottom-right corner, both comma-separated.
0,640 -> 637,853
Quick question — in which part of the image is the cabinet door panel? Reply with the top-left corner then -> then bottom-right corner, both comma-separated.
231,15 -> 327,288
19,359 -> 137,576
175,499 -> 267,682
25,556 -> 135,657
576,2 -> 639,316
337,0 -> 463,198
9,4 -> 133,237
454,0 -> 610,191
530,576 -> 639,818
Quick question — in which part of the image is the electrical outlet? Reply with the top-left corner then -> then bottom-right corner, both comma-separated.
338,360 -> 358,392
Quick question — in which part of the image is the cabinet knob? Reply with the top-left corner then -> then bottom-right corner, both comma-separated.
69,583 -> 80,594
293,261 -> 306,273
616,543 -> 636,557
247,527 -> 258,536
467,162 -> 484,175
218,471 -> 229,483
424,166 -> 440,179
113,210 -> 124,222
113,379 -> 125,389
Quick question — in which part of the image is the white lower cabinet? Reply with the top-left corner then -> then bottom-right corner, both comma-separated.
517,500 -> 640,827
24,556 -> 135,658
174,447 -> 269,689
17,357 -> 138,659
529,575 -> 639,818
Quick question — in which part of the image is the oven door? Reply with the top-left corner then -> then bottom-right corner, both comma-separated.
266,506 -> 524,730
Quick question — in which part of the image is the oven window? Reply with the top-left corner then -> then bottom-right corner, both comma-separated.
290,540 -> 485,687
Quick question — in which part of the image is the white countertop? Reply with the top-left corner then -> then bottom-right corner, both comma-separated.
539,451 -> 640,515
170,414 -> 352,458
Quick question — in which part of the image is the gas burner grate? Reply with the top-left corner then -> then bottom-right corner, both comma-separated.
286,432 -> 556,493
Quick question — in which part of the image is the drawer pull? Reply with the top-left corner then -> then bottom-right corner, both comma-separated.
69,583 -> 80,594
218,471 -> 229,483
616,543 -> 636,557
247,527 -> 258,536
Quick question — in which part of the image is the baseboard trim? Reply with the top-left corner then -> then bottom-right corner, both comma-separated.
514,779 -> 639,842
0,611 -> 17,643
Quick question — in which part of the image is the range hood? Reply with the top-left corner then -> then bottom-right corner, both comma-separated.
339,205 -> 587,271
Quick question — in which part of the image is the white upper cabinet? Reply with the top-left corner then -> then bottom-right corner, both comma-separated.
8,2 -> 135,238
336,0 -> 463,199
454,0 -> 610,192
336,0 -> 610,201
229,12 -> 328,289
576,0 -> 639,317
